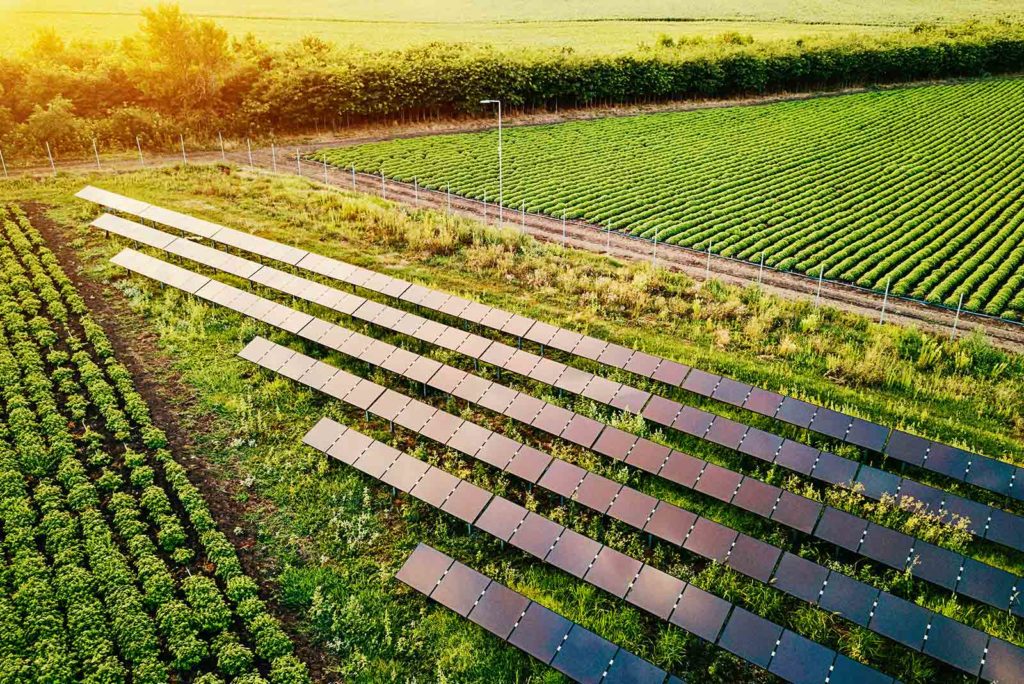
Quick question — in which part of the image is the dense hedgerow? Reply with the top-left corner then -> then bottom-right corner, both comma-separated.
0,204 -> 311,683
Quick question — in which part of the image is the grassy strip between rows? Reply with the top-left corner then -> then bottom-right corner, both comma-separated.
5,165 -> 1024,681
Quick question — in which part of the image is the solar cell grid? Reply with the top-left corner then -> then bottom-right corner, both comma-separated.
602,649 -> 668,684
560,414 -> 604,449
581,376 -> 621,404
238,336 -> 275,363
808,450 -> 859,486
655,450 -> 702,486
503,393 -> 545,425
398,283 -> 432,305
524,320 -> 559,346
92,213 -> 177,249
868,593 -> 929,650
553,365 -> 594,395
302,417 -> 345,453
942,494 -> 989,535
815,507 -> 868,552
430,562 -> 490,617
392,312 -> 427,336
725,534 -> 781,583
772,552 -> 828,604
818,571 -> 878,627
885,430 -> 931,466
858,524 -> 913,570
694,463 -> 742,502
672,407 -> 714,437
606,487 -> 658,529
551,625 -> 618,684
731,478 -> 781,518
704,417 -> 748,450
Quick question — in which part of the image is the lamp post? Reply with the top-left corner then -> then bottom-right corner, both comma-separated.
480,99 -> 503,226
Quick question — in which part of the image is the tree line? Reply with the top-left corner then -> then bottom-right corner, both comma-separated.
1,4 -> 1023,160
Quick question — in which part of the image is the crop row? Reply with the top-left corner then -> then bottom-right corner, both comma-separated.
325,77 -> 1024,319
0,206 -> 310,684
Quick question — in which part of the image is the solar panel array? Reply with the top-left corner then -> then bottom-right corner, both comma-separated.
238,335 -> 1014,681
304,415 -> 887,684
75,185 -> 1022,506
397,542 -> 676,684
89,188 -> 1024,682
102,231 -> 1024,618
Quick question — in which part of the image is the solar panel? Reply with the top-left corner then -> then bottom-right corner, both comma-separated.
672,407 -> 713,437
602,648 -> 669,684
561,414 -> 604,449
669,584 -> 730,642
572,473 -> 622,513
854,465 -> 902,500
651,359 -> 690,386
475,433 -> 520,469
609,386 -> 650,414
509,512 -> 563,558
656,450 -> 703,487
474,497 -> 528,541
811,407 -> 852,440
770,491 -> 821,534
92,213 -> 177,249
410,467 -> 460,507
551,625 -> 619,684
344,379 -> 386,410
503,393 -> 545,424
581,376 -> 621,405
584,547 -> 642,598
76,185 -> 152,215
808,451 -> 858,487
644,502 -> 696,546
420,411 -> 464,445
956,558 -> 1015,610
352,441 -> 401,479
868,593 -> 929,650
508,602 -> 573,663
981,637 -> 1024,683
625,564 -> 686,620
694,463 -> 742,502
368,389 -> 412,422
725,535 -> 780,583
925,442 -> 970,480
326,428 -> 373,465
965,457 -> 1015,497
606,487 -> 658,529
538,459 -> 586,497
731,479 -> 781,518
431,562 -> 490,616
858,524 -> 913,570
531,403 -> 574,435
382,453 -> 430,493
548,328 -> 583,354
772,552 -> 828,604
441,481 -> 492,523
907,541 -> 962,591
451,374 -> 492,404
504,349 -> 542,376
682,518 -> 737,562
572,336 -> 608,361
885,430 -> 930,466
597,343 -> 634,369
625,440 -> 673,474
546,529 -> 601,578
711,378 -> 751,407
523,320 -> 558,346
818,571 -> 878,627
641,395 -> 683,427
467,581 -> 530,640
772,440 -> 818,474
424,365 -> 467,394
923,614 -> 986,676
814,506 -> 868,552
846,418 -> 890,452
504,446 -> 552,483
393,401 -> 436,432
624,351 -> 660,378
592,427 -> 638,461
681,369 -> 719,397
775,397 -> 817,428
447,421 -> 492,457
477,383 -> 518,414
769,630 -> 836,684
718,607 -> 783,668
395,543 -> 454,595
500,314 -> 535,338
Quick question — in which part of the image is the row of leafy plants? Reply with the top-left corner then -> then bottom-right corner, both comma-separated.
326,76 -> 1024,319
0,203 -> 310,683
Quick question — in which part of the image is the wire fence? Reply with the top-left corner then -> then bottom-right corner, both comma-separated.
2,133 -> 1020,342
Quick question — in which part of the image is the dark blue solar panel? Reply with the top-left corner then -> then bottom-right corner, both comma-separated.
923,615 -> 986,676
725,535 -> 781,583
965,457 -> 1015,497
769,630 -> 836,684
829,655 -> 894,684
868,593 -> 929,651
818,571 -> 878,627
815,507 -> 867,552
924,442 -> 970,480
585,547 -> 642,598
669,584 -> 730,642
546,530 -> 602,578
956,558 -> 1014,610
773,440 -> 818,475
907,541 -> 961,592
509,513 -> 563,559
682,518 -> 737,563
846,418 -> 890,452
550,625 -> 618,684
858,524 -> 913,570
885,430 -> 930,466
718,607 -> 783,668
775,397 -> 816,428
854,465 -> 902,500
985,508 -> 1024,552
644,502 -> 697,547
508,602 -> 573,664
811,408 -> 851,440
625,565 -> 686,620
772,552 -> 828,604
809,451 -> 859,487
602,648 -> 669,684
981,637 -> 1024,684
770,492 -> 821,534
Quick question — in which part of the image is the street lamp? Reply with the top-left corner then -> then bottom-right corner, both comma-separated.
480,99 -> 503,226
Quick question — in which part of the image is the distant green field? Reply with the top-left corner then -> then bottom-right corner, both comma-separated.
2,0 -> 1020,54
324,77 -> 1024,320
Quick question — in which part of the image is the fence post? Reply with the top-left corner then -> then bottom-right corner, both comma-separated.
758,252 -> 764,286
705,242 -> 712,282
652,229 -> 657,266
0,146 -> 6,178
323,155 -> 328,183
45,141 -> 56,176
271,143 -> 277,173
381,170 -> 385,198
814,264 -> 824,307
414,177 -> 419,207
447,183 -> 451,214
92,139 -> 101,170
219,132 -> 226,161
483,190 -> 487,222
136,136 -> 145,167
351,164 -> 356,190
879,277 -> 891,324
179,134 -> 187,164
296,148 -> 301,174
951,291 -> 965,339
562,210 -> 567,247
606,220 -> 611,254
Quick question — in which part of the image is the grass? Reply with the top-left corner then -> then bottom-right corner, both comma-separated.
323,77 -> 1024,321
7,0 -> 1019,56
5,164 -> 1024,681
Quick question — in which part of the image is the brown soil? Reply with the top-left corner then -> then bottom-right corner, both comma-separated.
25,202 -> 337,682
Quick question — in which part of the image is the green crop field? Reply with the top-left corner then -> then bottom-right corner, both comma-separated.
324,77 -> 1024,320
3,0 -> 1019,54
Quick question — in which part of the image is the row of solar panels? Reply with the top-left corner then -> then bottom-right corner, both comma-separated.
299,410 -> 887,684
73,185 -> 1023,506
102,234 -> 1021,682
93,213 -> 1024,618
397,542 -> 678,684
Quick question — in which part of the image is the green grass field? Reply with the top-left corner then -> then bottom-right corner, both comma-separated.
4,0 -> 1019,54
324,77 -> 1024,320
3,166 -> 1024,681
